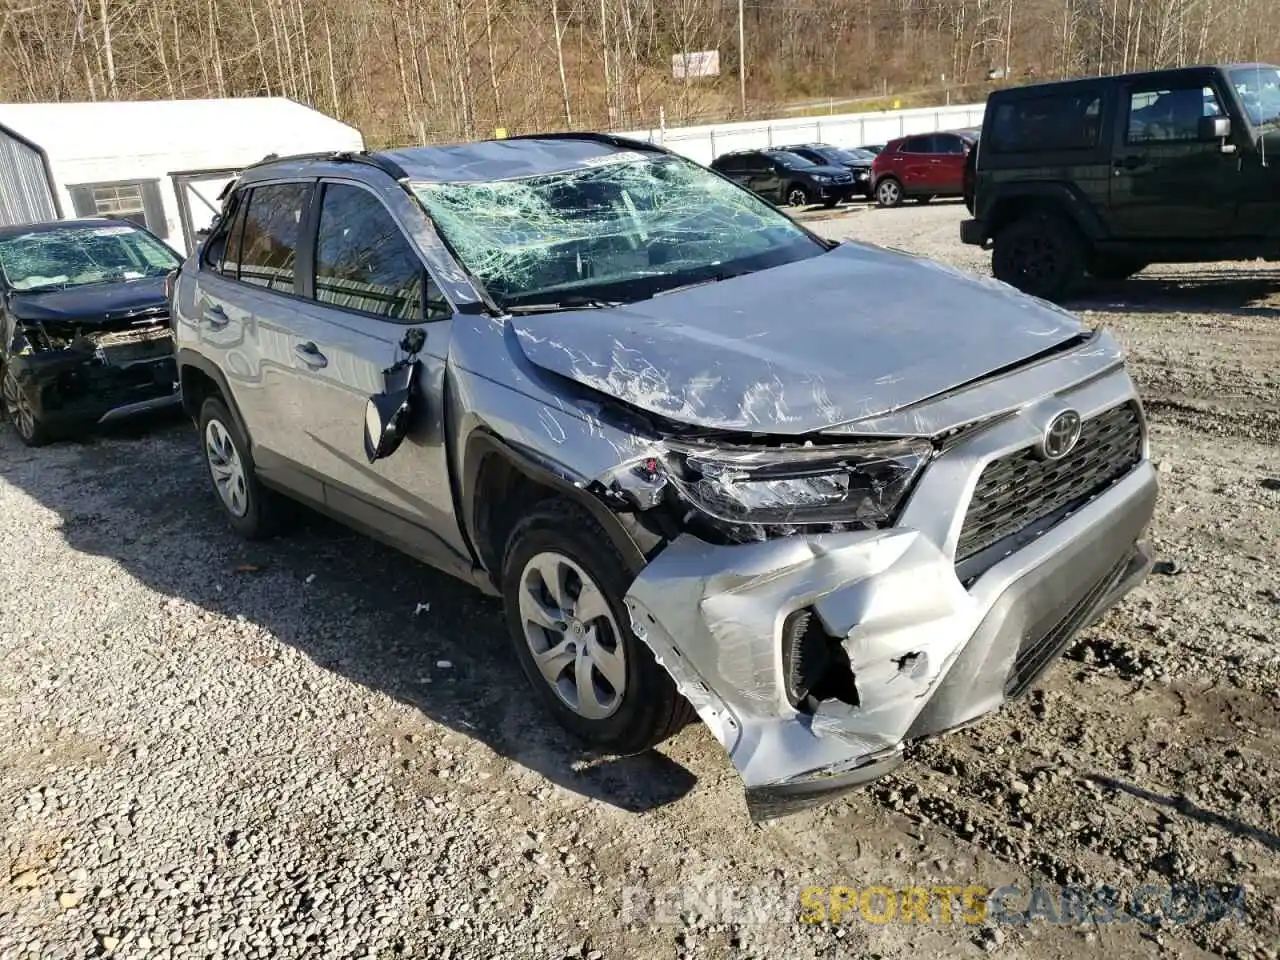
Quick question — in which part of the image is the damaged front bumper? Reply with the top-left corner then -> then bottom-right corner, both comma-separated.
622,374 -> 1158,820
8,326 -> 179,431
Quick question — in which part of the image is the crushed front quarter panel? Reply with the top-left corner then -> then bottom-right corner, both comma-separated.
620,356 -> 1156,818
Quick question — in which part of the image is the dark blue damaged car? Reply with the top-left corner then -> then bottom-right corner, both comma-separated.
0,218 -> 183,445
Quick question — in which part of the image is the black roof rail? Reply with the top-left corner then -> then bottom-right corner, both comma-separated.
242,149 -> 410,181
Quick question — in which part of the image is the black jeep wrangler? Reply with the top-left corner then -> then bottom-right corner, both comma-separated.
961,63 -> 1280,300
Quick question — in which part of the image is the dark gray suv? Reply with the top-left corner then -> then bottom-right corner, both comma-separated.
172,134 -> 1157,819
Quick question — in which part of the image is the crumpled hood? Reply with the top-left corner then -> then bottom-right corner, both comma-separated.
510,242 -> 1086,435
8,277 -> 168,324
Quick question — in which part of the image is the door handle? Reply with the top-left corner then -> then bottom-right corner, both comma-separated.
293,341 -> 328,369
1113,155 -> 1146,171
201,304 -> 229,330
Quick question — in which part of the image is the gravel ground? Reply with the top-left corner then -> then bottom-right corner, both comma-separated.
2,200 -> 1277,960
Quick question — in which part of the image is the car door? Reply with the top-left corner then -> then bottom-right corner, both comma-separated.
185,179 -> 315,475
931,134 -> 970,193
1107,78 -> 1240,238
745,155 -> 782,201
282,178 -> 468,562
714,156 -> 753,192
895,136 -> 934,192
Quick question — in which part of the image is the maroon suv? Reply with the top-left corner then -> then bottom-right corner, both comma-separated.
871,131 -> 976,208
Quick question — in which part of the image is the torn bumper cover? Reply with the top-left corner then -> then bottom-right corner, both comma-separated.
620,380 -> 1159,819
9,321 -> 179,429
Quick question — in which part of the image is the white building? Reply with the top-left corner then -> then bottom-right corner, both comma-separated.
0,97 -> 364,255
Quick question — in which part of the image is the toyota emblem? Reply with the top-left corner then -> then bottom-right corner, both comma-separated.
1038,409 -> 1082,460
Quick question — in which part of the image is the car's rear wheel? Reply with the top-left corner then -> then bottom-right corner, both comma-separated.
198,396 -> 284,540
875,178 -> 903,207
2,365 -> 49,447
502,499 -> 693,755
992,212 -> 1085,302
786,184 -> 811,207
1088,257 -> 1147,281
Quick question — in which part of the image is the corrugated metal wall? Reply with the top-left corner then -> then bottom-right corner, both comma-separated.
0,127 -> 57,226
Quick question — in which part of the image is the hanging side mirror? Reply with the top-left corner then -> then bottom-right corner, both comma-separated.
363,327 -> 428,463
364,360 -> 418,463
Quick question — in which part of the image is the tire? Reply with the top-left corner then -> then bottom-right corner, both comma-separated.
875,177 -> 903,208
991,211 -> 1085,302
1088,258 -> 1147,281
502,499 -> 694,755
786,184 -> 811,207
1,364 -> 51,447
198,395 -> 284,540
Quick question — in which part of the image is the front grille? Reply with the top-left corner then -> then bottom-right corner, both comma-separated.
956,402 -> 1144,564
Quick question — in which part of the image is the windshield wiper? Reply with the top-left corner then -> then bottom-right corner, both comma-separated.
505,296 -> 625,314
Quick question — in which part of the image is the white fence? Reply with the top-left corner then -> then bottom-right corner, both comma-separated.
619,102 -> 987,165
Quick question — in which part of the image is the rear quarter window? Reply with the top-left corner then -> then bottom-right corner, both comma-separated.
987,91 -> 1103,153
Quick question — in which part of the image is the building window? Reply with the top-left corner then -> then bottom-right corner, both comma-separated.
67,179 -> 169,239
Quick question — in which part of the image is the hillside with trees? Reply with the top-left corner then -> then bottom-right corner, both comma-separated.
2,0 -> 1278,146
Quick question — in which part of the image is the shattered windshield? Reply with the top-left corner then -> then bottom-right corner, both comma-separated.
1229,66 -> 1280,127
0,224 -> 180,293
412,151 -> 826,309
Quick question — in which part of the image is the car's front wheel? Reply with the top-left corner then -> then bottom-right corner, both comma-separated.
992,212 -> 1085,302
875,178 -> 903,207
502,499 -> 693,755
1,365 -> 49,447
198,396 -> 284,540
786,184 -> 811,207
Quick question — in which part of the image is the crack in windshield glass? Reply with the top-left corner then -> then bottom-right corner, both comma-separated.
411,152 -> 826,311
0,225 -> 180,292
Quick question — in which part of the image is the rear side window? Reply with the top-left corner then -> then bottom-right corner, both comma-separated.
988,92 -> 1103,153
900,136 -> 930,153
237,182 -> 311,292
312,183 -> 446,323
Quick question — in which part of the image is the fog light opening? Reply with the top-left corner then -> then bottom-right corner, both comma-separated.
782,608 -> 859,713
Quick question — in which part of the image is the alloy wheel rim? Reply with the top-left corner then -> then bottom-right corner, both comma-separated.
879,181 -> 899,204
2,370 -> 36,440
788,189 -> 808,207
518,551 -> 626,720
204,418 -> 249,518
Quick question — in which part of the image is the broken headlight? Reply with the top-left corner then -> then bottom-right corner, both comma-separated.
667,439 -> 933,527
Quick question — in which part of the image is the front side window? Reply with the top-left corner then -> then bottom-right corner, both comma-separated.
1127,84 -> 1223,143
237,182 -> 310,291
411,151 -> 827,309
0,223 -> 180,292
313,183 -> 445,322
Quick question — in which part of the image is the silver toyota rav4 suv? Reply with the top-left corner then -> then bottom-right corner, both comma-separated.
171,134 -> 1157,819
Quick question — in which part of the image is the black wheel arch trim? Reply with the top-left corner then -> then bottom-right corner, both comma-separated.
461,428 -> 649,583
983,183 -> 1106,241
176,348 -> 252,449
